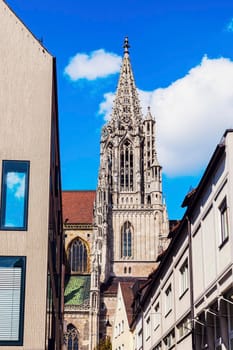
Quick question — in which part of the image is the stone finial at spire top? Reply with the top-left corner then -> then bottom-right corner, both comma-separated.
145,106 -> 153,120
123,36 -> 130,54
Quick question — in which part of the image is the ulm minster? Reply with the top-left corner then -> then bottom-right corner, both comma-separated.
1,1 -> 233,350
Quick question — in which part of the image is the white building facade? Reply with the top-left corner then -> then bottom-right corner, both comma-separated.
131,129 -> 233,350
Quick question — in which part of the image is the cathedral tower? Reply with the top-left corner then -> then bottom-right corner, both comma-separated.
93,37 -> 169,286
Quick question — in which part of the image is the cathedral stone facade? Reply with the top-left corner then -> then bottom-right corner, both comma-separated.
63,38 -> 169,350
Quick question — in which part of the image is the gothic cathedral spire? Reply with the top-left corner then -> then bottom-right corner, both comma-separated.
110,37 -> 142,128
90,38 -> 169,348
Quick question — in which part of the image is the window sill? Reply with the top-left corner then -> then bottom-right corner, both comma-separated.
177,330 -> 192,344
179,287 -> 189,300
0,226 -> 27,231
219,236 -> 229,250
165,308 -> 172,318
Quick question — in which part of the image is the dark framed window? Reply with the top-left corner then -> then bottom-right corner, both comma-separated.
219,197 -> 229,245
165,284 -> 172,315
0,256 -> 26,346
0,161 -> 30,230
121,221 -> 132,258
120,141 -> 134,191
69,238 -> 88,273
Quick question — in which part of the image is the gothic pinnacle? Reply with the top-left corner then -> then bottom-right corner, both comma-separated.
123,36 -> 130,54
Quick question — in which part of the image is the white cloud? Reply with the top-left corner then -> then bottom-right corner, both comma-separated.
226,18 -> 233,32
99,92 -> 115,121
64,49 -> 121,81
7,172 -> 25,199
99,56 -> 233,176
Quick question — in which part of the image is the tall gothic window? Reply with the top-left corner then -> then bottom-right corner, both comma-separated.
108,143 -> 113,189
120,140 -> 134,191
121,221 -> 133,258
69,238 -> 88,273
65,324 -> 79,350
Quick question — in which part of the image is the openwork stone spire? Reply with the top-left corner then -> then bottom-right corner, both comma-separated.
110,37 -> 142,128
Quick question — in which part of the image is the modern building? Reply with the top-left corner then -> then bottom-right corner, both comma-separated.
131,129 -> 233,350
0,1 -> 64,349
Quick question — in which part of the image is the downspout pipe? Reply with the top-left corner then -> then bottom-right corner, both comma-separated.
187,216 -> 195,350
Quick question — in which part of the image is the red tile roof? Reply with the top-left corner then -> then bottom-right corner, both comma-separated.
62,191 -> 96,224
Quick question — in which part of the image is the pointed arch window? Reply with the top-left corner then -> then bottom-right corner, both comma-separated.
64,324 -> 79,350
107,143 -> 113,167
121,221 -> 133,258
120,140 -> 134,191
69,238 -> 88,273
108,143 -> 113,189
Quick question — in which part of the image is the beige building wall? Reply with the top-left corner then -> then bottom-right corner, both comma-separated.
0,1 -> 55,349
112,284 -> 133,350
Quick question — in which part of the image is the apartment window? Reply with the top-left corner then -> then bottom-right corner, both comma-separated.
0,161 -> 30,230
180,259 -> 189,296
219,197 -> 229,245
145,316 -> 151,340
178,316 -> 190,339
137,329 -> 142,350
165,284 -> 172,315
0,256 -> 26,346
154,302 -> 160,330
163,330 -> 175,349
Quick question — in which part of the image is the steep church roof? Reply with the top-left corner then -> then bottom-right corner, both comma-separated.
64,275 -> 91,306
62,190 -> 96,224
120,281 -> 135,325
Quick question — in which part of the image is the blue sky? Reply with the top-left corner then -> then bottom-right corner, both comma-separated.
7,0 -> 233,219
